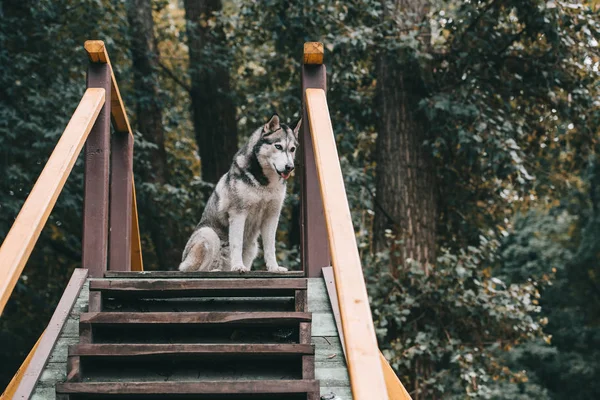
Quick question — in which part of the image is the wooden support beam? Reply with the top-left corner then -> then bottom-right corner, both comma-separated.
0,89 -> 104,315
301,42 -> 330,278
303,42 -> 324,65
82,62 -> 111,278
305,88 -> 388,400
109,121 -> 133,272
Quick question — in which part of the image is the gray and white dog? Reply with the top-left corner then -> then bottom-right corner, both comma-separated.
179,115 -> 301,273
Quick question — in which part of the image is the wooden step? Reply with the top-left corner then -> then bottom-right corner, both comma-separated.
69,343 -> 314,357
90,278 -> 306,298
56,380 -> 320,396
105,271 -> 306,278
80,311 -> 311,325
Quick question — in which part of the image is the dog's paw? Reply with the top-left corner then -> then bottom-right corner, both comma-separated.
267,265 -> 288,273
231,264 -> 249,273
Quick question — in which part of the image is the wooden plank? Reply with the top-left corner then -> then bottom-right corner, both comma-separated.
84,40 -> 132,135
109,127 -> 134,272
0,330 -> 44,399
12,269 -> 88,399
90,278 -> 307,291
104,270 -> 305,278
82,62 -> 111,278
68,343 -> 314,356
306,88 -> 388,400
57,380 -> 320,395
324,268 -> 413,399
0,89 -> 105,315
66,356 -> 81,382
80,311 -> 312,325
299,322 -> 312,344
88,291 -> 102,312
295,289 -> 307,312
303,355 -> 316,379
301,43 -> 330,278
303,42 -> 324,65
323,267 -> 345,355
130,178 -> 144,271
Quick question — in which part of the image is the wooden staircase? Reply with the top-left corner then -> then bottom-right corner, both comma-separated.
55,272 -> 320,400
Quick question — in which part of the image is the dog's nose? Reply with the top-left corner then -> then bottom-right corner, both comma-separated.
285,164 -> 294,173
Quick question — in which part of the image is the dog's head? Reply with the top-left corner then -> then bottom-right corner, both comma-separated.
256,115 -> 301,180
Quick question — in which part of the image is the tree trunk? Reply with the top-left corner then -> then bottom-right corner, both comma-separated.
126,0 -> 172,270
184,0 -> 238,184
126,0 -> 168,184
373,0 -> 437,271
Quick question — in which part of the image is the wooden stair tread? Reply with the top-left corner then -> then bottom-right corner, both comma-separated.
69,343 -> 314,356
91,278 -> 307,291
56,380 -> 320,394
104,271 -> 305,279
80,311 -> 312,324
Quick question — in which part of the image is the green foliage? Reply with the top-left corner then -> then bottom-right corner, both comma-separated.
367,236 -> 546,398
2,0 -> 600,398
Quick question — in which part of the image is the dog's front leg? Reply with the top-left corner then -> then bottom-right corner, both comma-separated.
261,211 -> 287,273
229,212 -> 248,272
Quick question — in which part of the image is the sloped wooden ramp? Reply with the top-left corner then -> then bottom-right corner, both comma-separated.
54,272 -> 321,400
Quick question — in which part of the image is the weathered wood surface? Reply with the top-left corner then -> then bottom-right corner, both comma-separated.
104,270 -> 305,278
82,62 -> 111,278
84,40 -> 132,134
0,89 -> 104,315
80,311 -> 312,325
69,343 -> 314,356
91,278 -> 307,291
12,269 -> 88,400
303,42 -> 324,65
56,380 -> 320,394
306,88 -> 388,399
301,44 -> 330,278
109,124 -> 133,272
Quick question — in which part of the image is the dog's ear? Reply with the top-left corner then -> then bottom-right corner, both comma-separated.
264,114 -> 280,134
293,118 -> 302,139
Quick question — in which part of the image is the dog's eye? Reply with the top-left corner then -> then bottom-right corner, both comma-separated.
274,144 -> 283,150
290,147 -> 296,152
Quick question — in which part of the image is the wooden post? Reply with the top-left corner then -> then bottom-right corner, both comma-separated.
83,62 -> 111,278
84,40 -> 138,273
300,42 -> 331,278
109,128 -> 133,271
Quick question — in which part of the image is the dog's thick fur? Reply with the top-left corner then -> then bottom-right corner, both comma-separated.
179,115 -> 300,272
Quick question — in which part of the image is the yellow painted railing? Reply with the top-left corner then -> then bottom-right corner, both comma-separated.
0,88 -> 105,315
306,87 -> 389,399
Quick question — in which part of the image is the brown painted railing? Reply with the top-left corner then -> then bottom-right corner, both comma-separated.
0,40 -> 143,398
302,43 -> 412,400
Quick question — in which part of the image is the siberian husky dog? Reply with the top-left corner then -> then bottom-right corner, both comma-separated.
179,115 -> 301,273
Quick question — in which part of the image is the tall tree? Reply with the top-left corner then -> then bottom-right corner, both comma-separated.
126,0 -> 172,269
184,0 -> 237,184
373,0 -> 437,270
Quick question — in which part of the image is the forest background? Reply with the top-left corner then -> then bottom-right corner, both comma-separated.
1,0 -> 600,398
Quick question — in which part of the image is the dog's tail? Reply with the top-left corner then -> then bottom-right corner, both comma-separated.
179,227 -> 221,272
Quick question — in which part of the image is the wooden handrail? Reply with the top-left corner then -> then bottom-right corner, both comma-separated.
84,40 -> 132,135
305,88 -> 388,399
0,88 -> 105,315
